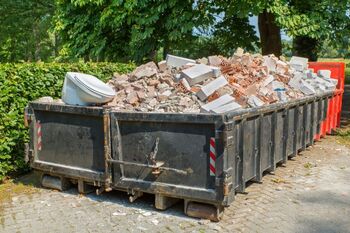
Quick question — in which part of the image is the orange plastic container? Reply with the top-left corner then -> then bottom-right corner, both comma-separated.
308,62 -> 345,139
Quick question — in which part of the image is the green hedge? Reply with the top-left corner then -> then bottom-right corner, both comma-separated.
0,62 -> 135,181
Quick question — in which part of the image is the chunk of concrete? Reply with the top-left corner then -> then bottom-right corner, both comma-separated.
174,73 -> 182,83
259,87 -> 270,96
197,57 -> 209,65
208,56 -> 222,66
166,54 -> 196,68
180,78 -> 191,91
272,81 -> 285,91
196,76 -> 228,101
288,73 -> 302,90
200,94 -> 235,113
131,62 -> 158,81
247,95 -> 265,107
158,60 -> 167,72
263,56 -> 277,73
262,75 -> 274,87
234,47 -> 244,57
290,56 -> 308,71
182,64 -> 214,86
276,90 -> 288,102
211,101 -> 241,113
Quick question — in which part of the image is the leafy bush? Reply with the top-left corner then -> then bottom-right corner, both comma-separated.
0,62 -> 135,181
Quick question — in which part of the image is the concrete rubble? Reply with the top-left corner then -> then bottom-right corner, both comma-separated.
105,50 -> 337,114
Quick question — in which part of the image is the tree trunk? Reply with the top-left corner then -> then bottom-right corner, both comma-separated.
163,41 -> 169,60
292,36 -> 319,61
258,10 -> 282,57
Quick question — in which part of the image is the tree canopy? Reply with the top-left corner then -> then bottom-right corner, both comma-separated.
0,0 -> 56,62
0,0 -> 349,62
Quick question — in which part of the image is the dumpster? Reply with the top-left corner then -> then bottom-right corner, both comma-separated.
25,90 -> 333,221
308,62 -> 345,138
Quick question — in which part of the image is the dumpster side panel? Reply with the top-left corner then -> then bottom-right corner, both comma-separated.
109,113 -> 228,204
260,113 -> 273,171
242,117 -> 258,183
33,110 -> 105,172
286,107 -> 296,157
274,110 -> 285,164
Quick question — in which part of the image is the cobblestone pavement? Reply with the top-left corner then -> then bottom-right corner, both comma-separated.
1,136 -> 350,233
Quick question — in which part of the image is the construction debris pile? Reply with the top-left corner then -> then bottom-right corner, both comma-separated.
106,49 -> 337,113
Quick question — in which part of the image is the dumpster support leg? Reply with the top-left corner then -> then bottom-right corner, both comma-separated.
185,200 -> 224,222
155,194 -> 179,210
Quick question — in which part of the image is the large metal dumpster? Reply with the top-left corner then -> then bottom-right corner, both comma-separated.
25,91 -> 333,221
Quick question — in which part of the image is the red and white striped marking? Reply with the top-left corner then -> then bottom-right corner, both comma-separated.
209,137 -> 216,176
37,121 -> 42,151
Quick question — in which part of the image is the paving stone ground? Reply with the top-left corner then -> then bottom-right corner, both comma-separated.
1,136 -> 350,233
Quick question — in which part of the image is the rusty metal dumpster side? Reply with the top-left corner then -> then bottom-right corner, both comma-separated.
224,92 -> 333,193
107,112 -> 233,206
27,103 -> 106,183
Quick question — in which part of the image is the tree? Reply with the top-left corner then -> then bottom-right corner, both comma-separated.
0,0 -> 56,62
54,0 -> 213,63
215,0 -> 350,60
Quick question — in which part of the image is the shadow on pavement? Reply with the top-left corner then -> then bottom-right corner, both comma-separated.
16,171 -> 189,219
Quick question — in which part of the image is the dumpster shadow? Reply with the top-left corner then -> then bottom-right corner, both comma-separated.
15,172 -> 190,220
14,171 -> 42,188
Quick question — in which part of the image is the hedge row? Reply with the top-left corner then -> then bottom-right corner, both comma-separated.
0,62 -> 135,181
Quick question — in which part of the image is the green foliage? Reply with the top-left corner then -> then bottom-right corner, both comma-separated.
54,0 -> 212,63
0,62 -> 135,181
0,0 -> 57,62
219,0 -> 350,56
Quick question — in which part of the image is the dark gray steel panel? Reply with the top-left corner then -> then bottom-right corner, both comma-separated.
304,103 -> 312,146
274,111 -> 285,164
296,105 -> 305,150
111,118 -> 216,190
242,117 -> 258,182
286,107 -> 296,157
260,114 -> 273,171
35,110 -> 105,172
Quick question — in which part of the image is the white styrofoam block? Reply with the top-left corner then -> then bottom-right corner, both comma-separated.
182,64 -> 214,86
200,94 -> 235,113
166,54 -> 196,68
209,66 -> 221,77
272,81 -> 285,90
247,95 -> 265,107
288,73 -> 302,90
210,101 -> 242,113
317,70 -> 331,79
196,76 -> 228,101
290,56 -> 308,71
300,80 -> 316,95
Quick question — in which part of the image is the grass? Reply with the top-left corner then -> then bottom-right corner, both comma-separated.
0,173 -> 40,204
335,127 -> 350,147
